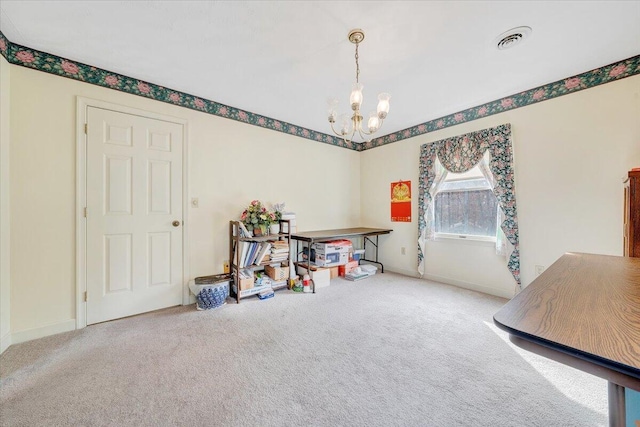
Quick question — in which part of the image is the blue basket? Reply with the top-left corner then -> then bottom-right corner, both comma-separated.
191,275 -> 231,310
195,283 -> 229,310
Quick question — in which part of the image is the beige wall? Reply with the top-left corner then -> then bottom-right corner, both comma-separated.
361,74 -> 640,297
8,65 -> 360,337
0,56 -> 10,352
5,60 -> 640,344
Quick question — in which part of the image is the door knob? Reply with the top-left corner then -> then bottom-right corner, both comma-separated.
172,220 -> 181,227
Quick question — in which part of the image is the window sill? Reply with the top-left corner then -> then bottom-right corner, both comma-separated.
434,233 -> 496,246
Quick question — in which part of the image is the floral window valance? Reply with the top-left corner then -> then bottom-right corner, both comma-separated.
418,123 -> 521,288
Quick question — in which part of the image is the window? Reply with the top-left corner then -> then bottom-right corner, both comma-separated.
434,165 -> 497,240
418,123 -> 520,284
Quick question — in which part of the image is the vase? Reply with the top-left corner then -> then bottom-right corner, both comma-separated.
269,223 -> 280,235
254,224 -> 267,236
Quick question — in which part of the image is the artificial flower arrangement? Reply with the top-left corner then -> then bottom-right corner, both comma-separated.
240,200 -> 270,236
240,200 -> 283,236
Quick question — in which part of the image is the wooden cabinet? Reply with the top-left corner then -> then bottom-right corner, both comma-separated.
624,170 -> 640,257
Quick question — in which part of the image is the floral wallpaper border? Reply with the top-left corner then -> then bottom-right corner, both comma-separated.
0,31 -> 353,150
361,54 -> 640,151
1,30 -> 638,153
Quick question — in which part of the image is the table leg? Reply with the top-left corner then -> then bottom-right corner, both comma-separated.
295,239 -> 300,288
310,239 -> 315,293
608,382 -> 626,427
361,235 -> 385,272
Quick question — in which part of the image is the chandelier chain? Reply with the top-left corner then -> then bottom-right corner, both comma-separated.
355,42 -> 360,83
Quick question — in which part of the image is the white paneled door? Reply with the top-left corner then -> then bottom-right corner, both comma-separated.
86,107 -> 183,325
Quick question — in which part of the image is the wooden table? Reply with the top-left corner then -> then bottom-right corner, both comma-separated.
290,227 -> 393,292
494,253 -> 640,426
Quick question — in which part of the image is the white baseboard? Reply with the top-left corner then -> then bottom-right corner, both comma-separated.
422,273 -> 515,299
11,319 -> 76,345
0,331 -> 11,354
383,265 -> 421,278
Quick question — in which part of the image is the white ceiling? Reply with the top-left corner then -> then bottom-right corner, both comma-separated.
1,1 -> 639,139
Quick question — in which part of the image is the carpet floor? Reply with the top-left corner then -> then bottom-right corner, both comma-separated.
0,272 -> 607,426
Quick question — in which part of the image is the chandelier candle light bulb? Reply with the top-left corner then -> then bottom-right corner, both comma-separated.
368,112 -> 380,132
377,93 -> 390,118
327,29 -> 391,143
339,113 -> 351,135
328,98 -> 339,122
350,83 -> 364,110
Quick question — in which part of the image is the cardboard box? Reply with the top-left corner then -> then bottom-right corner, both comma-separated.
233,282 -> 269,298
265,264 -> 290,281
314,252 -> 349,267
339,260 -> 359,277
353,249 -> 365,262
238,276 -> 254,290
236,270 -> 254,290
329,266 -> 339,279
312,240 -> 352,267
312,240 -> 352,255
297,263 -> 331,289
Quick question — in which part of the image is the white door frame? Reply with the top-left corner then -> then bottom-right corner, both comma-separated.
75,97 -> 190,329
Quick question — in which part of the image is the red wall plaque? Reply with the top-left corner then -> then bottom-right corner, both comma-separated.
391,181 -> 411,222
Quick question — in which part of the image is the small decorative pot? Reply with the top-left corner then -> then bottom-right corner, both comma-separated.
253,224 -> 267,237
270,223 -> 280,235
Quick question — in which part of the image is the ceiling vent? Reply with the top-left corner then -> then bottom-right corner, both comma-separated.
494,26 -> 532,50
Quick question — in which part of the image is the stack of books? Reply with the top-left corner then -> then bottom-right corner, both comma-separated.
253,242 -> 271,265
258,287 -> 275,300
270,240 -> 289,263
234,241 -> 272,267
344,271 -> 369,281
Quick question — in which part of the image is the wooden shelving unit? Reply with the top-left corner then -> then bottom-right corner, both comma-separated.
228,219 -> 291,303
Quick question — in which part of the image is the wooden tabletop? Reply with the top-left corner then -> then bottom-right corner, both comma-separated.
290,227 -> 393,243
494,253 -> 640,380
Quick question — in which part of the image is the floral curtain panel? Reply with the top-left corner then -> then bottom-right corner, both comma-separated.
476,155 -> 511,258
418,123 -> 521,288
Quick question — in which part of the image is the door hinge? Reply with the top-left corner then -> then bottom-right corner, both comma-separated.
84,123 -> 88,134
83,207 -> 87,218
83,291 -> 88,302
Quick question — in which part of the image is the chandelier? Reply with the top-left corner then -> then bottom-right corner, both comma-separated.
327,29 -> 390,143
